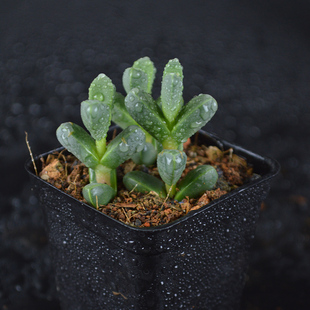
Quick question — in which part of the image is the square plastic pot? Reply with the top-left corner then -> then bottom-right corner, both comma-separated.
25,129 -> 279,310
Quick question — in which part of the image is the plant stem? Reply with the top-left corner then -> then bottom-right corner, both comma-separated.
162,137 -> 180,150
145,132 -> 154,143
165,183 -> 176,198
94,164 -> 117,193
96,138 -> 106,158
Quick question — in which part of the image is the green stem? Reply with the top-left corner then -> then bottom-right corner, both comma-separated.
96,138 -> 106,158
162,137 -> 182,150
165,183 -> 176,198
145,132 -> 154,143
94,164 -> 117,193
166,119 -> 176,132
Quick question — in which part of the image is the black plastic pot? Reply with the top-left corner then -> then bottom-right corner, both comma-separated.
25,129 -> 279,310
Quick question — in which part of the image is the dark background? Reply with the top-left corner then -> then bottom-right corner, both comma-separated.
1,0 -> 310,309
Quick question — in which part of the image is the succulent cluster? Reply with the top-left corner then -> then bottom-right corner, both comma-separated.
56,57 -> 218,207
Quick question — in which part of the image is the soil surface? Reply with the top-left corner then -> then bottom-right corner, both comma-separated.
39,140 -> 253,227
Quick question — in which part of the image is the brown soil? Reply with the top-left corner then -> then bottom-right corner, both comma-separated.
39,140 -> 255,228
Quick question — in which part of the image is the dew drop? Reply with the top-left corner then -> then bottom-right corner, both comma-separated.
172,77 -> 179,86
136,143 -> 144,152
175,157 -> 182,164
97,73 -> 106,79
166,157 -> 172,166
133,71 -> 141,78
94,93 -> 104,101
135,102 -> 143,112
119,141 -> 129,152
200,105 -> 210,120
190,121 -> 202,128
91,106 -> 98,117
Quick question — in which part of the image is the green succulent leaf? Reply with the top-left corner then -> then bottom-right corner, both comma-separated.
163,58 -> 183,79
111,92 -> 139,129
131,142 -> 158,166
174,165 -> 218,201
157,149 -> 187,186
56,122 -> 99,169
125,88 -> 170,143
155,97 -> 162,109
88,73 -> 115,106
132,56 -> 156,94
171,94 -> 218,144
161,73 -> 183,124
111,92 -> 154,143
81,99 -> 111,141
100,125 -> 145,169
89,168 -> 96,183
123,171 -> 166,198
123,68 -> 148,94
82,183 -> 115,207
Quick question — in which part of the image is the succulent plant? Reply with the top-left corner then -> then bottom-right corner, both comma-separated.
56,57 -> 219,208
56,74 -> 145,207
122,58 -> 219,200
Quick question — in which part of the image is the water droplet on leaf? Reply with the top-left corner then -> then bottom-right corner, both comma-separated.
135,102 -> 143,112
200,105 -> 210,120
136,143 -> 144,152
119,141 -> 129,152
94,93 -> 104,101
190,121 -> 202,128
166,157 -> 172,165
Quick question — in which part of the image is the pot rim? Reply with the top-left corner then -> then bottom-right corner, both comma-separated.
25,129 -> 280,232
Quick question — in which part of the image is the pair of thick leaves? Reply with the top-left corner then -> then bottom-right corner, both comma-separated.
123,164 -> 218,202
56,123 -> 145,171
120,57 -> 218,149
120,136 -> 218,202
123,57 -> 184,125
123,149 -> 188,198
111,86 -> 218,153
123,148 -> 218,201
124,88 -> 218,149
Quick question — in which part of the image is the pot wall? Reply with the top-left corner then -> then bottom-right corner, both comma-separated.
26,130 -> 279,310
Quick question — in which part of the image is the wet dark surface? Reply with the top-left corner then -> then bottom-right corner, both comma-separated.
0,0 -> 309,309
